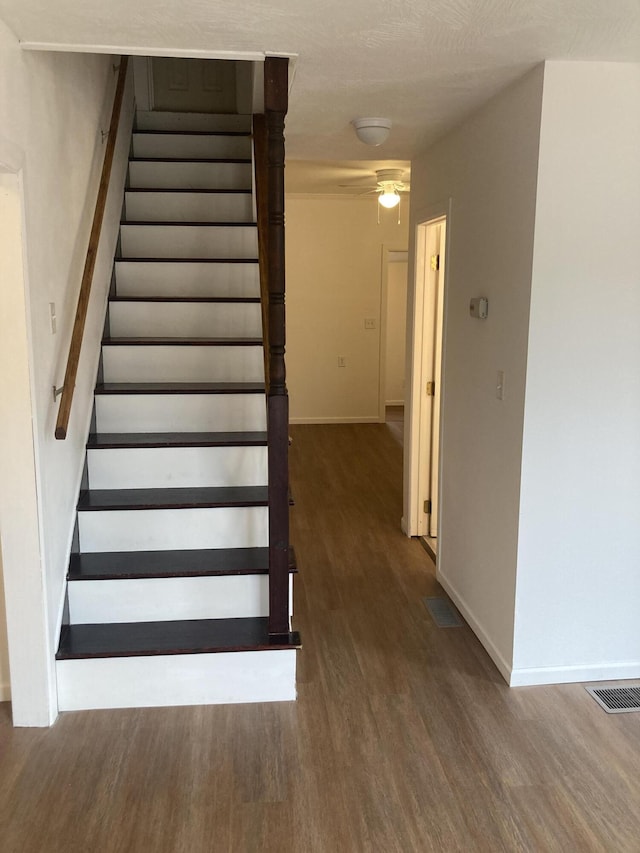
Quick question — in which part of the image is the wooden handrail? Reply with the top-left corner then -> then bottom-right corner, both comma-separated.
257,56 -> 291,638
55,56 -> 129,440
252,113 -> 270,394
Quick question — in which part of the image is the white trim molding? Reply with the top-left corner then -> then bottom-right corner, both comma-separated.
436,569 -> 513,685
510,662 -> 640,687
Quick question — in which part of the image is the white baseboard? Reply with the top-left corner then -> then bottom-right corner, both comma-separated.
438,571 -> 640,687
0,682 -> 11,702
510,661 -> 640,687
436,570 -> 513,685
289,416 -> 380,425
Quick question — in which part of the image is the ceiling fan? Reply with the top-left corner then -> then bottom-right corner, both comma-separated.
340,168 -> 410,209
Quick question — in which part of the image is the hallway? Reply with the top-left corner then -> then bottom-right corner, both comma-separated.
1,423 -> 640,851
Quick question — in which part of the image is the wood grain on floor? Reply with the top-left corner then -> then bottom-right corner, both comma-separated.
1,422 -> 640,852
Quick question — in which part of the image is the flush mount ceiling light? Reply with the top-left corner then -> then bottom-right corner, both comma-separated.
351,117 -> 392,147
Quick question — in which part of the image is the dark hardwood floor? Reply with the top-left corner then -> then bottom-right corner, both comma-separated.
2,423 -> 640,851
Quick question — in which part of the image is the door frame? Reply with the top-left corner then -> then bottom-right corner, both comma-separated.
0,155 -> 56,725
378,246 -> 409,423
403,200 -> 451,538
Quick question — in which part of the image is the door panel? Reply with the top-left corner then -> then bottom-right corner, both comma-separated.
152,59 -> 237,113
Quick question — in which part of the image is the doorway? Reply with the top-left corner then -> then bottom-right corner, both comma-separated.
406,215 -> 447,550
379,247 -> 409,445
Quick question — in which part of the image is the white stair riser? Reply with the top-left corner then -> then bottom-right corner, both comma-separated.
120,225 -> 257,260
125,191 -> 254,223
67,576 -> 294,623
95,394 -> 267,433
78,506 -> 268,552
132,133 -> 251,160
67,574 -> 282,622
109,302 -> 262,338
114,261 -> 260,298
136,111 -> 252,133
128,161 -> 251,190
87,446 -> 267,489
56,649 -> 296,711
102,346 -> 264,383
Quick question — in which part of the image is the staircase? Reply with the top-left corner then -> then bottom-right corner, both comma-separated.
55,109 -> 299,711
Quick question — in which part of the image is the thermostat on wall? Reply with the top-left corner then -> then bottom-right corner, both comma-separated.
470,297 -> 489,319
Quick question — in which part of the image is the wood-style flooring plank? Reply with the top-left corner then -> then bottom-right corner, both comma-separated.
3,423 -> 640,851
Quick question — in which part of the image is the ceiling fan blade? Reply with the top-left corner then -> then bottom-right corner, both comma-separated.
338,183 -> 377,189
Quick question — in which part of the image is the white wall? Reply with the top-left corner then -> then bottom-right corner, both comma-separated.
286,196 -> 408,423
406,67 -> 545,676
513,62 -> 640,684
0,20 -> 134,722
0,171 -> 41,710
384,261 -> 408,405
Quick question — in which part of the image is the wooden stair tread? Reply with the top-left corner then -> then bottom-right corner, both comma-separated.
95,382 -> 265,394
133,130 -> 251,137
78,486 -> 269,511
129,156 -> 252,164
121,220 -> 257,227
125,187 -> 252,195
68,547 -> 297,580
109,296 -> 260,303
125,187 -> 252,194
57,617 -> 301,659
101,337 -> 263,346
87,431 -> 268,448
115,257 -> 258,263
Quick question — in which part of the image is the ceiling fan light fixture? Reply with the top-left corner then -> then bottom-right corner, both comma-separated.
351,117 -> 392,146
378,189 -> 401,208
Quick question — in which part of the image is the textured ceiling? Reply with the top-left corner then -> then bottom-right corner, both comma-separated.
1,0 -> 640,161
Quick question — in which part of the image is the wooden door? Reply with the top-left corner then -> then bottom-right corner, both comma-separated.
152,59 -> 237,113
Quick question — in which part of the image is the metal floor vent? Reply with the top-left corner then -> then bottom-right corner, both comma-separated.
423,597 -> 463,628
586,684 -> 640,714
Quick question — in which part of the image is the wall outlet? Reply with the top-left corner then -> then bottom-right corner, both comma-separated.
496,370 -> 505,400
338,356 -> 347,368
49,302 -> 57,335
364,318 -> 376,329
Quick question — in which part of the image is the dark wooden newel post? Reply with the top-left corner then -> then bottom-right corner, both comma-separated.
265,57 -> 290,638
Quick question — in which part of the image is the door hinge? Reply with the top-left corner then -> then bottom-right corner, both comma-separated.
426,380 -> 436,396
423,499 -> 432,514
430,253 -> 440,271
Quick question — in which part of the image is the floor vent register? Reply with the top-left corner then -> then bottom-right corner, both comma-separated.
423,597 -> 463,628
586,684 -> 640,714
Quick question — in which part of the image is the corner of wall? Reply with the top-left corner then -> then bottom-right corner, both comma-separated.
406,65 -> 546,678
